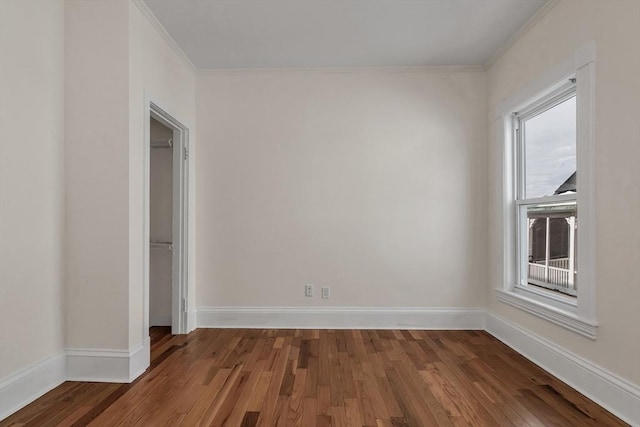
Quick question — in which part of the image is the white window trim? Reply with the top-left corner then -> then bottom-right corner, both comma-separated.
495,41 -> 598,340
514,85 -> 577,299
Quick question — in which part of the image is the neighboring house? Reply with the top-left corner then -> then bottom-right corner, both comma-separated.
528,171 -> 577,295
1,1 -> 638,425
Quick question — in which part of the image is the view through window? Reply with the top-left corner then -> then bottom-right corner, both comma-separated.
516,91 -> 577,297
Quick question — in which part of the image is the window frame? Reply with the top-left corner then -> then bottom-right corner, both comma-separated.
514,85 -> 577,299
495,42 -> 598,339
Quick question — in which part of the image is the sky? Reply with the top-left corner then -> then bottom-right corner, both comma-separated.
524,96 -> 576,198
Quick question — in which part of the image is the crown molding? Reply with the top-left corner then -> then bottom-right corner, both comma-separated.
132,0 -> 558,75
197,65 -> 486,76
131,0 -> 197,73
484,0 -> 561,69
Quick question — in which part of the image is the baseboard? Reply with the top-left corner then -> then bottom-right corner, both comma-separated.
0,352 -> 66,421
188,310 -> 198,333
0,339 -> 151,422
66,337 -> 150,383
129,336 -> 151,381
197,306 -> 486,329
3,314 -> 638,425
486,312 -> 640,426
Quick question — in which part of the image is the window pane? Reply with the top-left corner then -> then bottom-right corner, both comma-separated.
524,96 -> 576,198
526,202 -> 577,297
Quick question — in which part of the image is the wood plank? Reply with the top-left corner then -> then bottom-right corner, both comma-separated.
225,360 -> 267,425
287,368 -> 306,426
0,328 -> 627,427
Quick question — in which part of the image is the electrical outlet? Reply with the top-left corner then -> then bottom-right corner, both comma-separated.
305,284 -> 314,297
321,286 -> 330,299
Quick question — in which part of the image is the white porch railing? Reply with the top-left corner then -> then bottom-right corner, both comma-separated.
548,258 -> 570,269
528,260 -> 575,295
528,262 -> 546,281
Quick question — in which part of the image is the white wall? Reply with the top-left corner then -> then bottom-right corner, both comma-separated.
3,0 -> 637,420
128,1 -> 197,342
65,0 -> 131,351
196,70 -> 487,308
0,1 -> 197,416
486,0 -> 640,385
65,0 -> 197,353
0,0 -> 65,379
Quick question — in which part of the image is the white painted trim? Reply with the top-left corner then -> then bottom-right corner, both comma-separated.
188,310 -> 198,333
496,289 -> 596,339
142,92 -> 151,342
486,312 -> 640,426
574,47 -> 597,322
131,0 -> 197,72
197,307 -> 486,330
0,353 -> 66,421
574,41 -> 597,70
146,101 -> 191,336
495,42 -> 598,337
1,338 -> 150,421
495,41 -> 596,118
197,65 -> 485,76
2,316 -> 638,425
495,56 -> 574,118
66,339 -> 150,383
129,336 -> 151,382
484,0 -> 561,69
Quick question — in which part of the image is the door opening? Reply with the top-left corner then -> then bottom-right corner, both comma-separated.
149,117 -> 173,328
145,103 -> 189,336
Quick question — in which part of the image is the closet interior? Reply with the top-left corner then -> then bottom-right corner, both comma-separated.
149,117 -> 174,327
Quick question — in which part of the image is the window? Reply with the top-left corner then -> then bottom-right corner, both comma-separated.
515,86 -> 577,298
495,43 -> 597,339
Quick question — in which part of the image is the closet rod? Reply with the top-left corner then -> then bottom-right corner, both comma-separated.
150,242 -> 173,250
151,138 -> 173,149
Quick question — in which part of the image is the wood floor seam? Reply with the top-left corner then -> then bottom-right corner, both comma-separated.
0,327 -> 628,427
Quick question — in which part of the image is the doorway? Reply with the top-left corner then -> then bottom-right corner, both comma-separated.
145,103 -> 189,335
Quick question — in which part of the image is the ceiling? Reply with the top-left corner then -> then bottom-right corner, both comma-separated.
143,0 -> 548,70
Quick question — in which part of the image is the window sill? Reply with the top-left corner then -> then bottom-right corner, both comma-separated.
495,288 -> 598,340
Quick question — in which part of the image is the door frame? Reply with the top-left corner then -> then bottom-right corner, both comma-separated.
143,100 -> 190,335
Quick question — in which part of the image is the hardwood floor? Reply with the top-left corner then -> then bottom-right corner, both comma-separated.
1,327 -> 627,426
